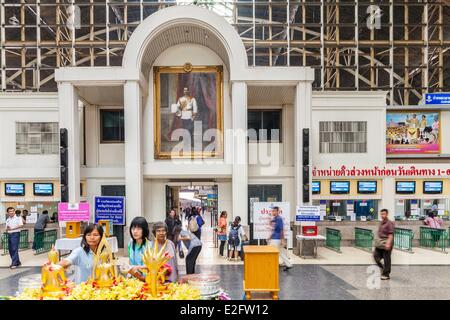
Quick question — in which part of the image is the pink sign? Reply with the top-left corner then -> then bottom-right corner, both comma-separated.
58,202 -> 90,222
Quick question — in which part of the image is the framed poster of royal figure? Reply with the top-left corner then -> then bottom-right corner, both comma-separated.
154,64 -> 223,159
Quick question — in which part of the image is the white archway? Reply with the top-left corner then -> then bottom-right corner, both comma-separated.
122,5 -> 248,80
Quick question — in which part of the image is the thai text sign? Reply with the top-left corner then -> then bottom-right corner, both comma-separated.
94,196 -> 125,225
295,206 -> 320,224
58,202 -> 90,222
252,202 -> 290,240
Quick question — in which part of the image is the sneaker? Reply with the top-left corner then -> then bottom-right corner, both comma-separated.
283,266 -> 293,272
381,275 -> 390,280
10,265 -> 17,269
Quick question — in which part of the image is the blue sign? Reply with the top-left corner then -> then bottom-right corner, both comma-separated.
94,196 -> 125,225
207,194 -> 217,199
425,93 -> 450,105
295,206 -> 321,222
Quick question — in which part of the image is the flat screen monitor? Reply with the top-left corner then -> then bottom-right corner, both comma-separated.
5,183 -> 25,196
312,181 -> 321,194
330,181 -> 350,194
357,181 -> 377,194
396,181 -> 416,194
423,181 -> 443,194
33,183 -> 54,196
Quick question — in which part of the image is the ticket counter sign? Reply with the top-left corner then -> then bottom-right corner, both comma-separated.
58,202 -> 90,222
295,206 -> 321,224
94,196 -> 125,225
252,202 -> 290,240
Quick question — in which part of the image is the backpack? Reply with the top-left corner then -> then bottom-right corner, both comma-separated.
228,225 -> 241,247
188,216 -> 199,232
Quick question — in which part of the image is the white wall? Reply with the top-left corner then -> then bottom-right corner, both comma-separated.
0,94 -> 60,179
312,92 -> 387,169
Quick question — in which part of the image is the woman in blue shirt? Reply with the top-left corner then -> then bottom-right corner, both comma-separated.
58,224 -> 103,284
127,217 -> 150,281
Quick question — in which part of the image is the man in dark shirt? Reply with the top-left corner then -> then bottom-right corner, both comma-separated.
32,210 -> 49,250
373,209 -> 394,280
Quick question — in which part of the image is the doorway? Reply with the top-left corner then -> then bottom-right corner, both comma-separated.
165,184 -> 219,246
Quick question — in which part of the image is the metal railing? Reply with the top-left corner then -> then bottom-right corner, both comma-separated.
1,230 -> 30,255
34,229 -> 58,255
419,226 -> 448,253
354,227 -> 373,252
394,228 -> 414,253
325,228 -> 342,253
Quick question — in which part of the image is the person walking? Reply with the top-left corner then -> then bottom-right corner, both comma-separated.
373,209 -> 394,280
268,206 -> 292,271
32,210 -> 50,250
5,207 -> 23,269
217,211 -> 228,258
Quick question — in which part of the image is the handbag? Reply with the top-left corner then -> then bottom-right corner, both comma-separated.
374,238 -> 387,249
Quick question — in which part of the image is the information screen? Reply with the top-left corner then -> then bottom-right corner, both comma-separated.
396,181 -> 416,194
330,181 -> 350,194
357,181 -> 377,194
312,181 -> 321,194
33,183 -> 54,196
423,181 -> 443,194
5,183 -> 25,196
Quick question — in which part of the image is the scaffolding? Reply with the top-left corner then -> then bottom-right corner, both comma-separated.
0,0 -> 449,105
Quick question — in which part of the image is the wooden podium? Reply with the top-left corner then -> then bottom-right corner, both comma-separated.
243,245 -> 279,300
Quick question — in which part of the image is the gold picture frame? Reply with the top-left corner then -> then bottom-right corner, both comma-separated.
154,65 -> 223,159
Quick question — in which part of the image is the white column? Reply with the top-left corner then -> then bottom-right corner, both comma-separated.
124,81 -> 144,230
232,82 -> 248,225
294,82 -> 313,208
381,177 -> 396,220
58,82 -> 80,203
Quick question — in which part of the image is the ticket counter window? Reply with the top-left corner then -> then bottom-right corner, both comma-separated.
325,201 -> 347,219
395,199 -> 450,220
354,200 -> 378,220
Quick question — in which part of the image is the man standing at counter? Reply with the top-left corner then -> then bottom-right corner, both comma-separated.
373,209 -> 394,280
5,207 -> 23,269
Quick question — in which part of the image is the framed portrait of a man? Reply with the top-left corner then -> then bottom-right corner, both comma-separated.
154,65 -> 223,159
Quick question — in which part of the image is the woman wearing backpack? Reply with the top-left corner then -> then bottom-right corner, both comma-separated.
189,210 -> 205,240
228,216 -> 246,261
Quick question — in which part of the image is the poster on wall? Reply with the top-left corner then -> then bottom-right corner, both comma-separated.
154,64 -> 223,159
386,111 -> 440,154
252,202 -> 290,240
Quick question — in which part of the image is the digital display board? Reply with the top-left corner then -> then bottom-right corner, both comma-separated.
312,181 -> 321,194
423,181 -> 443,194
357,181 -> 377,194
396,181 -> 416,194
5,183 -> 25,196
330,181 -> 350,194
33,183 -> 54,196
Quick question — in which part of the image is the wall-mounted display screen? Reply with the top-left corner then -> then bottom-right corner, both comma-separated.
34,183 -> 54,196
358,181 -> 377,194
423,181 -> 443,194
330,181 -> 350,194
396,181 -> 416,194
312,181 -> 321,194
5,183 -> 25,196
